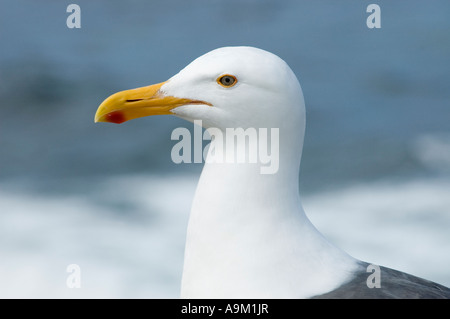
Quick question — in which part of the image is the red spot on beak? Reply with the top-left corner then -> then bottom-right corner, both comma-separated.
105,111 -> 126,124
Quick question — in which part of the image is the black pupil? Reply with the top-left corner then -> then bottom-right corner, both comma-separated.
221,76 -> 234,86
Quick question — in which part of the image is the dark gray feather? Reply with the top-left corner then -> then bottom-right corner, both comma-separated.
312,261 -> 450,299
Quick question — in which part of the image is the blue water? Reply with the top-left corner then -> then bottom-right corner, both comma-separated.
0,0 -> 449,297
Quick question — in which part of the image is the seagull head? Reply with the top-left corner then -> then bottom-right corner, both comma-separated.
95,46 -> 305,131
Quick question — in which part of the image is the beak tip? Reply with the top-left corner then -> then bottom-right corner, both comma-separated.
94,111 -> 126,124
94,113 -> 103,123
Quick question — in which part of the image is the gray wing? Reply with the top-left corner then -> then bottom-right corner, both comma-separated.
312,261 -> 450,299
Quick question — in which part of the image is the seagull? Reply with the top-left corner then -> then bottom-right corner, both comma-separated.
95,46 -> 450,299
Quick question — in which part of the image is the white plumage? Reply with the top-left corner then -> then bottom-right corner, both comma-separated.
162,47 -> 358,298
96,46 -> 450,299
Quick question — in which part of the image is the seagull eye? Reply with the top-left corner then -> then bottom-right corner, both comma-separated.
217,74 -> 237,87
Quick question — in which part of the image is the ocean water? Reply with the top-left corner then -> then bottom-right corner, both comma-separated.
1,0 -> 449,297
1,174 -> 449,298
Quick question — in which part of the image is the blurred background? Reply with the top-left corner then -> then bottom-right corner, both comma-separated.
0,0 -> 449,298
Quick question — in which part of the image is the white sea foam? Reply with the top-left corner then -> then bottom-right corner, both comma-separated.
304,178 -> 450,287
0,175 -> 194,298
0,175 -> 449,298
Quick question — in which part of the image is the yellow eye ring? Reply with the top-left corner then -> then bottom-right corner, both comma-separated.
217,74 -> 237,87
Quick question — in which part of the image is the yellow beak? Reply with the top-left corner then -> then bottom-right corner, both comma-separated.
95,81 -> 211,124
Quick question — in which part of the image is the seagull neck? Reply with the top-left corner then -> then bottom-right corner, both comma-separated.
198,126 -> 304,213
182,127 -> 358,298
188,126 -> 312,236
